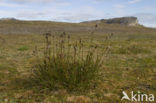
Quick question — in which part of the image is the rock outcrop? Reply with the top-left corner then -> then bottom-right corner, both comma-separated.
82,16 -> 139,26
104,17 -> 139,26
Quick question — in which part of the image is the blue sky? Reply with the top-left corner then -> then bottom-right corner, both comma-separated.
0,0 -> 156,27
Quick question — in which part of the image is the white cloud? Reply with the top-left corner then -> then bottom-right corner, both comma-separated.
0,1 -> 25,7
0,10 -> 16,18
17,11 -> 47,19
5,0 -> 57,3
113,4 -> 126,16
134,13 -> 156,27
129,0 -> 142,4
0,0 -> 72,19
114,4 -> 126,9
54,6 -> 110,22
14,6 -> 110,22
52,13 -> 96,22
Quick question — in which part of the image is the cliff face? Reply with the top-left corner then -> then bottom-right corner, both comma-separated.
104,17 -> 139,26
82,16 -> 139,26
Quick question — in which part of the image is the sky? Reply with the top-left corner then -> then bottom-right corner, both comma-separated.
0,0 -> 156,27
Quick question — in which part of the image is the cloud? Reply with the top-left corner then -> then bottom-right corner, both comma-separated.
0,0 -> 71,8
0,1 -> 25,7
128,0 -> 142,4
15,6 -> 110,22
113,4 -> 126,16
52,13 -> 96,22
50,10 -> 110,22
17,11 -> 48,19
51,13 -> 110,22
134,13 -> 156,27
5,0 -> 57,4
114,4 -> 126,9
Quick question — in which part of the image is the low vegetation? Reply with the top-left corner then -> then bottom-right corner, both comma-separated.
0,23 -> 156,103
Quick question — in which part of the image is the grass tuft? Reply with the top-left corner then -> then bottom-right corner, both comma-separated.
32,32 -> 104,92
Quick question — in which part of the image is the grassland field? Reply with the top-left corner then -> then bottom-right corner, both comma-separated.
0,20 -> 156,103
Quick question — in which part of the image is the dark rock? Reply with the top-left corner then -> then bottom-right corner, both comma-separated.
105,17 -> 139,26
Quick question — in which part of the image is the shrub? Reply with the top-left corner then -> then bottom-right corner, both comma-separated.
32,32 -> 104,92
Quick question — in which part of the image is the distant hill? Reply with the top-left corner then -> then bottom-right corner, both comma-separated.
0,17 -> 17,21
82,17 -> 139,26
0,17 -> 156,35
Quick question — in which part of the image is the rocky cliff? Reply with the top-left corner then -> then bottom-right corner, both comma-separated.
104,17 -> 139,26
82,16 -> 139,26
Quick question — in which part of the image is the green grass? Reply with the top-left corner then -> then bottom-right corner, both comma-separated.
17,46 -> 29,51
